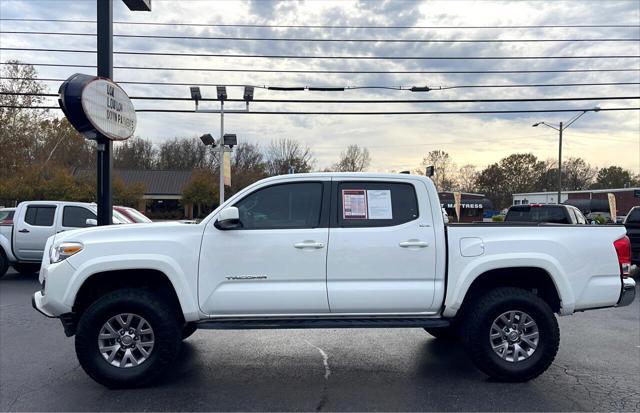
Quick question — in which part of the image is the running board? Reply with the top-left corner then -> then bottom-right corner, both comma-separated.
196,317 -> 450,330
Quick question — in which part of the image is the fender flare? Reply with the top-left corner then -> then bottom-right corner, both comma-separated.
63,254 -> 200,322
443,253 -> 574,318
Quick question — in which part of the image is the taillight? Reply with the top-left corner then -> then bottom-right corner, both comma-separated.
613,236 -> 631,277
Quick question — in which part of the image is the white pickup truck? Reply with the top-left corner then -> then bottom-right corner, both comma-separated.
0,201 -> 131,277
31,173 -> 635,388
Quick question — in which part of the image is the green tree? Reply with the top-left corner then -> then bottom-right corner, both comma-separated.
591,166 -> 635,189
181,169 -> 218,217
113,177 -> 146,207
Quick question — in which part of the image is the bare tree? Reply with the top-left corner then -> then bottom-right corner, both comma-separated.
114,137 -> 157,170
0,61 -> 49,178
157,137 -> 215,170
265,138 -> 314,175
455,164 -> 478,192
331,145 -> 371,172
417,150 -> 456,191
231,142 -> 268,193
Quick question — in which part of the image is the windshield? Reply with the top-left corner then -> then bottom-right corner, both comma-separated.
124,207 -> 152,223
505,206 -> 569,224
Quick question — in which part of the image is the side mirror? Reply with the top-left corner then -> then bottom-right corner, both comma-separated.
214,206 -> 241,230
86,218 -> 97,226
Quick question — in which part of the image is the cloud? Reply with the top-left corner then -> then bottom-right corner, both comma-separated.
1,0 -> 638,172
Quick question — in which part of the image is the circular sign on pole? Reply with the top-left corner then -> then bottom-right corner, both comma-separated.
58,73 -> 136,140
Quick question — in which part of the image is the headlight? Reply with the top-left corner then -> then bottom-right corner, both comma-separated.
49,242 -> 83,263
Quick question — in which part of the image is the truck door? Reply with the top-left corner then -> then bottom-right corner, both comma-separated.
198,180 -> 331,315
14,204 -> 57,261
327,180 -> 438,313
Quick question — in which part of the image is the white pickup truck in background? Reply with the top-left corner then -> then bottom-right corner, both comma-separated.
0,201 -> 131,277
31,173 -> 635,388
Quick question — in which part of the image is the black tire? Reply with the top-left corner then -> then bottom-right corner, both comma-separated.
182,323 -> 198,340
424,326 -> 459,340
460,287 -> 559,382
0,250 -> 8,278
75,288 -> 182,388
12,263 -> 40,275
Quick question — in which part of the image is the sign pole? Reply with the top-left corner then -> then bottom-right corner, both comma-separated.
96,0 -> 114,225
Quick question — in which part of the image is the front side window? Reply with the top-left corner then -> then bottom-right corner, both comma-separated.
24,206 -> 56,227
234,182 -> 323,229
62,206 -> 97,228
337,182 -> 419,227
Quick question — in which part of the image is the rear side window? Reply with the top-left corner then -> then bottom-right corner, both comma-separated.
337,182 -> 419,227
234,182 -> 323,229
62,206 -> 97,228
505,206 -> 569,224
24,206 -> 56,227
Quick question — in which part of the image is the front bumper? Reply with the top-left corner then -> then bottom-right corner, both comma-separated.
617,277 -> 636,307
32,292 -> 55,318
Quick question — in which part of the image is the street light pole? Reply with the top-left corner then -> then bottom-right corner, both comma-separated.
558,121 -> 563,205
532,107 -> 600,204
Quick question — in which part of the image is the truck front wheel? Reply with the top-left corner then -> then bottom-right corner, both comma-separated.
75,288 -> 182,388
461,287 -> 559,382
0,250 -> 8,278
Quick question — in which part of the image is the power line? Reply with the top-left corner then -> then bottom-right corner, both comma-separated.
8,92 -> 638,104
4,105 -> 638,115
2,77 -> 637,91
2,31 -> 639,44
1,18 -> 638,29
2,46 -> 638,60
3,62 -> 638,75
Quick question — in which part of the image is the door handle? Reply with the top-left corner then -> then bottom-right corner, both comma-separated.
294,241 -> 325,249
399,240 -> 429,248
18,229 -> 29,233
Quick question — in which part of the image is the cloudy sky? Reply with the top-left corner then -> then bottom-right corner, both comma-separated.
1,0 -> 639,172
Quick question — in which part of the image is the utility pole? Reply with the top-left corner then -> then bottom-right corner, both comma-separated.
96,0 -> 113,225
219,100 -> 225,204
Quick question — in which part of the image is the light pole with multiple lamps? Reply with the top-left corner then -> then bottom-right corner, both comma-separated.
190,86 -> 253,205
532,107 -> 600,204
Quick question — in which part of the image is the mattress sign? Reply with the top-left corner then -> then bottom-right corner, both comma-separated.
58,73 -> 136,141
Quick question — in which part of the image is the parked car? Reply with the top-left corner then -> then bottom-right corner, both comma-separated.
0,207 -> 15,225
0,201 -> 132,277
505,204 -> 588,224
624,206 -> 640,265
32,173 -> 634,388
114,206 -> 152,223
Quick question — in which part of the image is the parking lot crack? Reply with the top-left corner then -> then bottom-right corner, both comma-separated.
304,340 -> 331,411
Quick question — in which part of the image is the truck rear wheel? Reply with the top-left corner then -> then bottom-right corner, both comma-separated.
0,250 -> 8,278
461,287 -> 559,382
75,288 -> 182,388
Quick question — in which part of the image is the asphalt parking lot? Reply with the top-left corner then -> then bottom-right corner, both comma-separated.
1,268 -> 639,412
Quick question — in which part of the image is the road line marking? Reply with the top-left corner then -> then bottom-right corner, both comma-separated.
305,340 -> 331,380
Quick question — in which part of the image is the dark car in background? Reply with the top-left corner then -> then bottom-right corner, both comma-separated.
624,206 -> 640,265
505,204 -> 588,224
